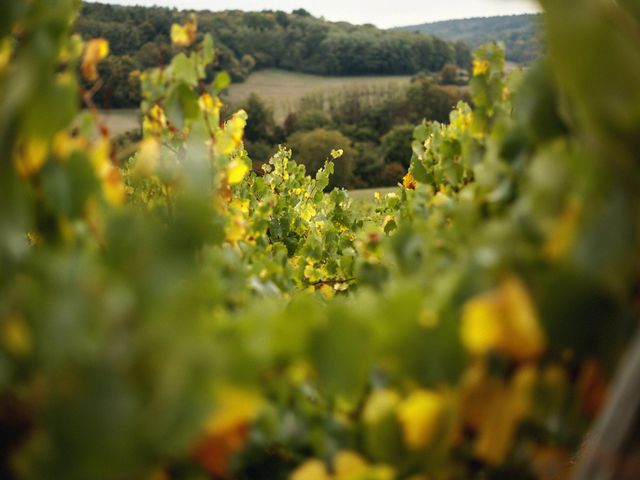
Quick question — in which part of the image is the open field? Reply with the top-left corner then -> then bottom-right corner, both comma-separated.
349,186 -> 398,203
92,70 -> 412,134
223,69 -> 413,122
98,109 -> 139,136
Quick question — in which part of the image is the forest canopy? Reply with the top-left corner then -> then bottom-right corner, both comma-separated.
75,2 -> 471,108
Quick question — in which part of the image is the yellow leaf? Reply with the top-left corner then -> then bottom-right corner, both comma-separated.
227,159 -> 249,185
396,390 -> 444,450
133,138 -> 159,177
500,276 -> 546,361
363,389 -> 400,424
330,148 -> 344,159
544,199 -> 582,261
473,367 -> 536,464
52,131 -> 88,160
334,450 -> 368,477
460,292 -> 503,356
199,93 -> 222,116
225,215 -> 247,244
403,172 -> 416,190
0,38 -> 13,73
229,198 -> 250,214
472,59 -> 490,77
102,166 -> 125,206
217,110 -> 247,155
82,38 -> 109,81
461,275 -> 545,362
290,459 -> 330,480
15,137 -> 48,177
194,385 -> 263,476
144,104 -> 168,135
2,314 -> 32,357
205,386 -> 263,435
170,17 -> 197,47
300,203 -> 316,222
319,284 -> 334,299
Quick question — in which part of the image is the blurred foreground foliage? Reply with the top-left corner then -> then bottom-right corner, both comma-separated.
0,1 -> 639,479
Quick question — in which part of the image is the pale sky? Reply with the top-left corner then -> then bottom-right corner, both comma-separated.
86,0 -> 541,28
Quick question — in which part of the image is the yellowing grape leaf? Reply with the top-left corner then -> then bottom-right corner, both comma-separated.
0,38 -> 13,73
403,172 -> 416,190
227,160 -> 249,185
461,275 -> 545,362
81,38 -> 109,81
334,451 -> 368,477
170,18 -> 197,47
194,386 -> 263,477
290,459 -> 330,480
472,59 -> 490,77
396,390 -> 444,450
473,367 -> 536,465
133,139 -> 159,177
15,137 -> 48,177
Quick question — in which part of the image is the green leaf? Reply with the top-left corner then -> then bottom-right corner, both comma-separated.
170,53 -> 198,86
212,71 -> 231,93
165,83 -> 199,129
310,305 -> 372,401
41,152 -> 100,218
202,34 -> 215,66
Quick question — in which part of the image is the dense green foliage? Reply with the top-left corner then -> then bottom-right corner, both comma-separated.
237,78 -> 470,189
1,1 -> 640,479
75,2 -> 470,108
397,14 -> 543,65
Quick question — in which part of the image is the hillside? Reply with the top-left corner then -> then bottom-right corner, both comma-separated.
395,14 -> 543,64
76,2 -> 471,108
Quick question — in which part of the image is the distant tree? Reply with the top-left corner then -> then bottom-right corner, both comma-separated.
94,55 -> 140,108
439,63 -> 459,85
454,40 -> 472,70
75,3 -> 470,109
242,94 -> 276,143
292,8 -> 311,17
404,75 -> 460,123
293,110 -> 333,132
380,124 -> 414,168
287,128 -> 356,189
136,41 -> 170,69
352,141 -> 384,187
240,54 -> 256,74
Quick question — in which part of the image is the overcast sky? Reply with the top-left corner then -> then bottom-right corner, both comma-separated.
86,0 -> 541,28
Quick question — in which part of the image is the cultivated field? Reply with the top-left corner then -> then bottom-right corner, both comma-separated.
223,69 -> 413,122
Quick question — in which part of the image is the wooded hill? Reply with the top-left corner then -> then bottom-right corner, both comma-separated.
395,14 -> 543,64
76,2 -> 471,108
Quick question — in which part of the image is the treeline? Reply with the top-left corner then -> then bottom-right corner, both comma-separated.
396,14 -> 543,65
233,76 -> 469,189
75,2 -> 471,108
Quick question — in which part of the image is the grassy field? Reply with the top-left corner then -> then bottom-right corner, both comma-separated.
223,69 -> 412,122
98,109 -> 139,137
92,70 -> 412,134
349,186 -> 398,204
